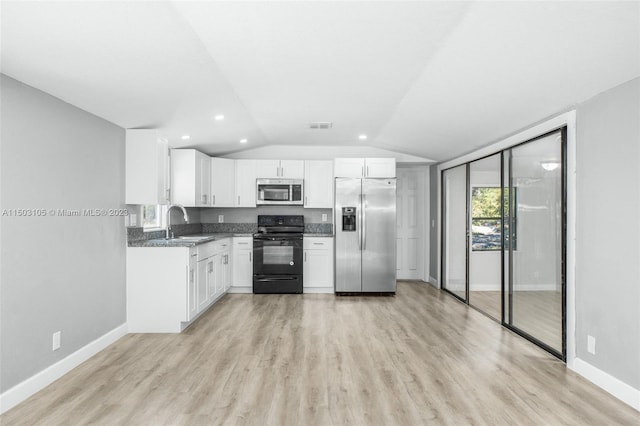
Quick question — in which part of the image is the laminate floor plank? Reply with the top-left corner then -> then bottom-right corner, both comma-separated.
2,281 -> 638,425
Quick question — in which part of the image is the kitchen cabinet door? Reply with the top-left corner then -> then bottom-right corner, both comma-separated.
304,160 -> 333,208
334,158 -> 366,178
171,149 -> 212,207
223,251 -> 232,291
211,158 -> 235,207
207,256 -> 217,303
365,158 -> 396,178
256,160 -> 280,178
197,258 -> 210,312
232,237 -> 253,291
303,238 -> 334,291
125,129 -> 170,205
198,151 -> 212,206
280,160 -> 304,178
235,160 -> 258,207
215,253 -> 225,296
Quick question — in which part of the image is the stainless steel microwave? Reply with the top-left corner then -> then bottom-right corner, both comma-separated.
256,179 -> 304,205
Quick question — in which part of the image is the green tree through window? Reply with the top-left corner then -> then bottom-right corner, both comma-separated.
472,187 -> 502,251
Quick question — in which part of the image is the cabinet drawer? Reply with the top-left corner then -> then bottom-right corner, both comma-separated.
233,237 -> 253,247
304,238 -> 332,249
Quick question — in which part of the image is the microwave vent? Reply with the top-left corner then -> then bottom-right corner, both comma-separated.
309,122 -> 333,129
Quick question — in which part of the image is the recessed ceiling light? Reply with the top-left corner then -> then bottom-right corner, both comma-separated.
181,135 -> 190,140
214,115 -> 225,121
358,134 -> 367,140
239,138 -> 248,144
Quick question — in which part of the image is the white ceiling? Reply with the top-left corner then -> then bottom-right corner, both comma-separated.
2,1 -> 638,162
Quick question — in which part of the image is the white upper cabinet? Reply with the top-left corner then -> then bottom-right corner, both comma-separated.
171,149 -> 212,207
364,158 -> 396,178
304,160 -> 334,208
235,160 -> 258,207
280,160 -> 304,178
125,129 -> 170,205
334,158 -> 366,178
211,157 -> 235,207
256,160 -> 281,178
199,153 -> 211,206
256,160 -> 304,178
334,158 -> 396,178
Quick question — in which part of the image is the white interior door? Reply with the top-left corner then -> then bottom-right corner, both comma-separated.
396,168 -> 425,280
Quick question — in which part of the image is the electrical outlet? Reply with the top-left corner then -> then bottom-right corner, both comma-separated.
218,215 -> 224,223
130,213 -> 137,226
52,331 -> 61,351
587,335 -> 596,354
322,214 -> 327,222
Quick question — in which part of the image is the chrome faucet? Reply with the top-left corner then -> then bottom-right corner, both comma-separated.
165,204 -> 189,239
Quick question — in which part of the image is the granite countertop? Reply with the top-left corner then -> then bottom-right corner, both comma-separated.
129,233 -> 239,248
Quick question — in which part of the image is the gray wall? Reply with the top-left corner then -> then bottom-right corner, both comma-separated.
200,206 -> 332,224
429,165 -> 438,282
0,75 -> 126,392
575,77 -> 639,389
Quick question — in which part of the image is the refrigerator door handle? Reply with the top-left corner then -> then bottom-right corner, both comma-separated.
358,193 -> 362,249
362,194 -> 366,250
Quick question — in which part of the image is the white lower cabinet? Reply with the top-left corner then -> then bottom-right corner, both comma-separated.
187,250 -> 198,321
303,237 -> 334,293
231,237 -> 253,293
127,238 -> 232,333
197,257 -> 211,313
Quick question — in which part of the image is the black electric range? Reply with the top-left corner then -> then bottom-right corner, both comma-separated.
252,215 -> 304,294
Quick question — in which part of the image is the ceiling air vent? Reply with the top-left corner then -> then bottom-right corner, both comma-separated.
309,122 -> 333,129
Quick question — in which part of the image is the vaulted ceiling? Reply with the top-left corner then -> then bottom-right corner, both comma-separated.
2,1 -> 638,162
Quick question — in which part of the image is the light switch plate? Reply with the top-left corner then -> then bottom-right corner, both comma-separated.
587,335 -> 596,354
218,215 -> 224,223
52,331 -> 61,351
322,214 -> 328,222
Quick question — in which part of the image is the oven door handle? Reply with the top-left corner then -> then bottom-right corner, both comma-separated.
254,237 -> 301,242
254,277 -> 299,282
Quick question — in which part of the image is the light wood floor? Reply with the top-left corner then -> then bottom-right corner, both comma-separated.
470,290 -> 563,353
2,281 -> 638,425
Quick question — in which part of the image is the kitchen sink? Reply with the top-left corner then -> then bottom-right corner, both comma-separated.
175,235 -> 212,241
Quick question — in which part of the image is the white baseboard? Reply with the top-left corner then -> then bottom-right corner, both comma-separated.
0,323 -> 128,415
303,287 -> 334,294
469,284 -> 501,291
227,287 -> 252,294
570,358 -> 640,412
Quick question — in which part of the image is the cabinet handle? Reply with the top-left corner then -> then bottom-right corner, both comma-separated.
166,188 -> 171,202
249,252 -> 252,262
313,242 -> 323,245
367,166 -> 369,176
304,196 -> 307,206
238,196 -> 240,205
238,242 -> 248,245
361,165 -> 364,176
212,195 -> 215,205
190,270 -> 194,283
191,253 -> 197,257
304,252 -> 307,262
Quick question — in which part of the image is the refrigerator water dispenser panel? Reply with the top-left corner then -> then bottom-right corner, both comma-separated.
342,207 -> 357,231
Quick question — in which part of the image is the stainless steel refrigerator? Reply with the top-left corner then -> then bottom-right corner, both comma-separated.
335,178 -> 397,293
